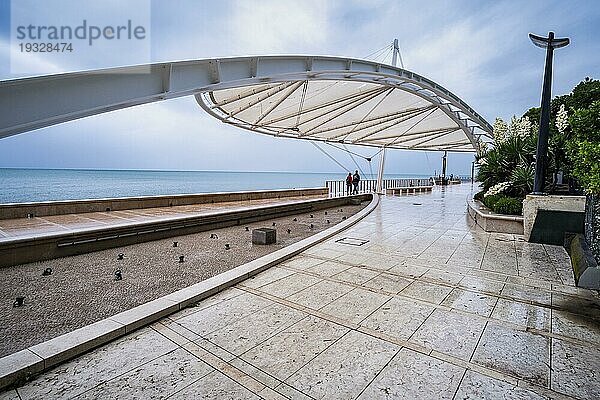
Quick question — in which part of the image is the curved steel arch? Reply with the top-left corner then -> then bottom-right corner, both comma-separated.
0,55 -> 492,151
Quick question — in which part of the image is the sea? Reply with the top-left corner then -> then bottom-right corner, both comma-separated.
0,168 -> 431,204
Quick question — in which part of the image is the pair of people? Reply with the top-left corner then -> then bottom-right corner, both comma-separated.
345,170 -> 360,195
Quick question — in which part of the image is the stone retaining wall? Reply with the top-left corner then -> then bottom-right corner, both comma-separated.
0,195 -> 369,268
0,188 -> 329,220
467,198 -> 524,234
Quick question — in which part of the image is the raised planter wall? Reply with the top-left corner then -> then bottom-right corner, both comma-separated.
0,188 -> 329,220
466,198 -> 524,234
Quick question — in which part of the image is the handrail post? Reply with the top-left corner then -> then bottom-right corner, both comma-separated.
376,146 -> 386,194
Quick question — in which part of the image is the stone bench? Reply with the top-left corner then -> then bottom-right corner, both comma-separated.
387,186 -> 433,195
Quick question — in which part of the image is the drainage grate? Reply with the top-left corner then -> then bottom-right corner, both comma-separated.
335,237 -> 370,246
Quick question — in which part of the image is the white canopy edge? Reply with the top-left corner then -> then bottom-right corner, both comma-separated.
0,55 -> 492,150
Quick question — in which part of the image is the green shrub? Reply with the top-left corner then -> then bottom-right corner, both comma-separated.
568,101 -> 600,195
492,197 -> 523,215
482,194 -> 502,210
473,191 -> 485,201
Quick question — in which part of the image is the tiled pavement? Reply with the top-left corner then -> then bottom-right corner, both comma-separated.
2,184 -> 600,399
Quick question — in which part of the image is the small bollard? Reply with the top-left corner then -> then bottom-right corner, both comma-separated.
117,253 -> 124,260
310,223 -> 314,229
272,222 -> 276,226
210,233 -> 218,239
26,213 -> 34,219
114,270 -> 122,281
42,267 -> 52,276
225,244 -> 231,250
179,255 -> 185,263
325,211 -> 328,215
342,216 -> 346,220
173,241 -> 178,247
327,220 -> 330,224
245,227 -> 249,231
287,229 -> 291,234
13,297 -> 24,307
310,214 -> 314,218
293,218 -> 297,222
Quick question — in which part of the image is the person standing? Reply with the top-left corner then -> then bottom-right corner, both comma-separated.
345,173 -> 353,195
352,170 -> 360,194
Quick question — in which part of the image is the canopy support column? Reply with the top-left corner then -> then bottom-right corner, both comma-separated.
376,146 -> 386,194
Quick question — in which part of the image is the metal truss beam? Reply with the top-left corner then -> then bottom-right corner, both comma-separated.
0,55 -> 493,152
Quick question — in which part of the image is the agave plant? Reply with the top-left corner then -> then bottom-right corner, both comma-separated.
476,123 -> 538,194
510,163 -> 534,197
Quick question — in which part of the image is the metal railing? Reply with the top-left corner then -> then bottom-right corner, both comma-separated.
326,178 -> 432,196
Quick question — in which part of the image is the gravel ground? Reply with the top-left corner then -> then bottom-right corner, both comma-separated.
0,203 -> 366,357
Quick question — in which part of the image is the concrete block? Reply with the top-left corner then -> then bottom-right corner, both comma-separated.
523,195 -> 585,241
164,281 -> 220,309
29,319 -> 125,369
0,349 -> 44,390
252,228 -> 277,245
109,297 -> 179,333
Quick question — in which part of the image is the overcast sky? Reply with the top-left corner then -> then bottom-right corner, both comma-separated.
0,0 -> 598,175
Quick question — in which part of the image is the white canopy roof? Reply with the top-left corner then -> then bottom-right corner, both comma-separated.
197,56 -> 492,152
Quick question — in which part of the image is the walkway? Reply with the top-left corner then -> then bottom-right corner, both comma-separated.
2,184 -> 599,399
0,194 -> 325,242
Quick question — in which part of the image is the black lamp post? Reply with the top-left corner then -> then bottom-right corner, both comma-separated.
530,31 -> 569,194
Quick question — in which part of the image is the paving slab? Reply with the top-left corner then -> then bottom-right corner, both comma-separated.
284,330 -> 399,400
358,348 -> 464,399
76,348 -> 213,399
399,280 -> 453,304
454,370 -> 546,400
410,308 -> 487,360
241,315 -> 349,382
286,280 -> 354,310
169,369 -> 261,399
205,302 -> 306,356
472,322 -> 550,386
491,298 -> 550,331
360,296 -> 434,340
551,338 -> 600,399
320,287 -> 391,324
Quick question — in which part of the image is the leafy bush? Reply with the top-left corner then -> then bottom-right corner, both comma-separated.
568,101 -> 600,195
480,194 -> 523,215
476,130 -> 538,195
482,194 -> 503,210
492,197 -> 523,215
473,191 -> 485,201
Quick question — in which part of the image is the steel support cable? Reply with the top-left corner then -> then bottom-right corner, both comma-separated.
368,159 -> 375,180
324,142 -> 371,160
310,141 -> 350,172
378,46 -> 394,64
343,143 -> 367,178
294,80 -> 309,129
362,44 -> 392,60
